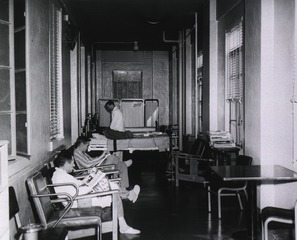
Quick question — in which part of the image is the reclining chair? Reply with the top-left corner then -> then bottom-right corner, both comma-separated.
27,171 -> 119,240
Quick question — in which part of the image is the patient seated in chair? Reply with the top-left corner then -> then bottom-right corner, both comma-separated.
52,149 -> 141,234
72,136 -> 133,189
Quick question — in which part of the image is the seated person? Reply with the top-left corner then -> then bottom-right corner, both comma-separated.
73,136 -> 131,189
52,149 -> 141,234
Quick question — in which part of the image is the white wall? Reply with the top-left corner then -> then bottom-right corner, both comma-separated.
245,0 -> 297,209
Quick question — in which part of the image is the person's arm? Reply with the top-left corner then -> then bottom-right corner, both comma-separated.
74,149 -> 101,168
52,169 -> 92,196
110,110 -> 119,130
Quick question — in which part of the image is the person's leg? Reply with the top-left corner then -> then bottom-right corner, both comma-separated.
116,195 -> 141,234
118,185 -> 140,203
105,155 -> 130,188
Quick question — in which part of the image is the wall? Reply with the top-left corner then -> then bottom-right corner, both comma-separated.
95,50 -> 169,126
268,0 -> 296,208
9,0 -> 73,237
216,0 -> 297,209
245,0 -> 296,209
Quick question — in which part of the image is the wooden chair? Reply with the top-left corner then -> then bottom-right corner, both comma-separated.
207,155 -> 253,219
27,171 -> 119,240
261,200 -> 297,240
175,138 -> 214,187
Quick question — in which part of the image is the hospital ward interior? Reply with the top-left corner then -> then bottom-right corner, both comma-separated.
2,0 -> 297,239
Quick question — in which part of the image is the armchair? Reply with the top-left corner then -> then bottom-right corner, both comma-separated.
175,138 -> 214,187
43,165 -> 120,240
27,171 -> 119,240
261,200 -> 297,240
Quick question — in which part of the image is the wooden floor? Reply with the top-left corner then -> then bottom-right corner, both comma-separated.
78,151 -> 294,240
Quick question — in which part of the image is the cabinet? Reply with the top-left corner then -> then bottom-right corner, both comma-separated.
0,141 -> 9,240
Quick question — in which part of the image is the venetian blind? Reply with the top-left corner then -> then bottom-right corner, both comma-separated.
226,20 -> 243,102
197,51 -> 203,134
49,2 -> 63,140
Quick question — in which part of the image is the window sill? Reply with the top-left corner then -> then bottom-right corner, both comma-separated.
8,155 -> 30,178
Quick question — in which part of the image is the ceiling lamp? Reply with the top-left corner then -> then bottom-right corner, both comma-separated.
147,20 -> 160,25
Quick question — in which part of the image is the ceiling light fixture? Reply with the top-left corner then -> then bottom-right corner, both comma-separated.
147,20 -> 160,25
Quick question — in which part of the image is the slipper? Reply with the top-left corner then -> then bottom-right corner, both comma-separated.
120,226 -> 141,234
124,159 -> 133,167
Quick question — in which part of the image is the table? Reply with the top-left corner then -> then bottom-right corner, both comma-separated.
210,165 -> 297,239
210,146 -> 240,165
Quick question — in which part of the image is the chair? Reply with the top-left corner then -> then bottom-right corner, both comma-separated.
9,186 -> 69,240
261,200 -> 297,240
9,186 -> 22,229
207,155 -> 253,219
27,171 -> 114,240
42,165 -> 121,240
175,138 -> 214,187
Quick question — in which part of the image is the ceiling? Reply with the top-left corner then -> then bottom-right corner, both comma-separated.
62,0 -> 207,50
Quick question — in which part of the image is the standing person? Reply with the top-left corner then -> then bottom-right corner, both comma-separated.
52,149 -> 141,235
104,100 -> 125,132
73,136 -> 132,189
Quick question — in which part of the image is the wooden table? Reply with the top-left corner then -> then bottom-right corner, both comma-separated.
210,165 -> 297,239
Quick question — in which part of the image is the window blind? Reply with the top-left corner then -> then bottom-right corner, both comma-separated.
197,51 -> 203,134
226,20 -> 243,102
49,2 -> 63,140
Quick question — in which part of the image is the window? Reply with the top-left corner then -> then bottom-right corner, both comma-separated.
49,1 -> 64,140
225,19 -> 244,146
15,0 -> 28,155
226,20 -> 243,102
112,70 -> 142,99
0,0 -> 15,156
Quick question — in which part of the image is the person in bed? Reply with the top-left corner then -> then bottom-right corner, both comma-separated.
73,136 -> 132,189
52,149 -> 141,234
